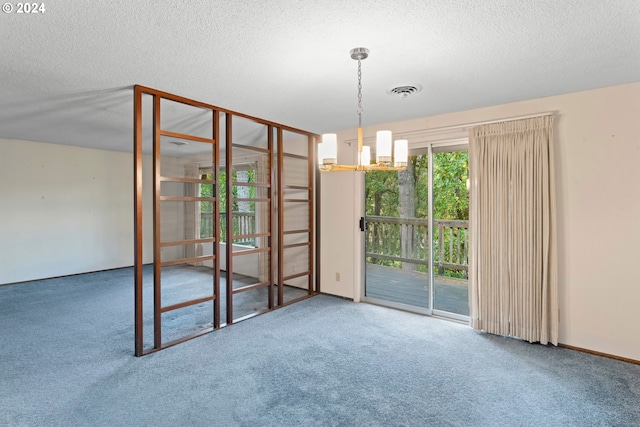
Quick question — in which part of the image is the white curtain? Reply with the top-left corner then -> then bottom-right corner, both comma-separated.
468,115 -> 558,345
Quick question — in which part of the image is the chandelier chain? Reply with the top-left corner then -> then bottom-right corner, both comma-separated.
357,59 -> 363,128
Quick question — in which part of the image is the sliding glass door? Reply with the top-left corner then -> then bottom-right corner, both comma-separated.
363,143 -> 469,319
432,144 -> 469,318
363,156 -> 430,312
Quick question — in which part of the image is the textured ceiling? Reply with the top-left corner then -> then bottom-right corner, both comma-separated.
1,0 -> 639,152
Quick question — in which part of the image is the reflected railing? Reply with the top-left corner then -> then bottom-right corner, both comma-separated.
200,213 -> 468,275
201,212 -> 256,246
365,216 -> 468,277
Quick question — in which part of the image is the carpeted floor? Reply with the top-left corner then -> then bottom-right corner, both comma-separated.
1,268 -> 639,426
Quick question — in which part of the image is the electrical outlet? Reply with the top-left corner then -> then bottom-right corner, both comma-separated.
335,272 -> 341,281
292,264 -> 297,273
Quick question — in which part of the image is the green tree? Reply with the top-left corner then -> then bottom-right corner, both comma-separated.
433,151 -> 468,220
364,151 -> 469,275
365,170 -> 398,216
366,152 -> 468,220
201,170 -> 256,214
366,155 -> 430,219
200,174 -> 214,213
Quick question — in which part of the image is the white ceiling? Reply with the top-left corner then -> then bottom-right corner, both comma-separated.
1,0 -> 639,153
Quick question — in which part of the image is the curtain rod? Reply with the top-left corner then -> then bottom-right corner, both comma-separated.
421,111 -> 555,134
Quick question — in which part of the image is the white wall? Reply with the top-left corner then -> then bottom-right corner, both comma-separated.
0,138 -> 304,285
319,132 -> 361,300
320,82 -> 640,361
203,243 -> 259,277
0,139 -> 136,284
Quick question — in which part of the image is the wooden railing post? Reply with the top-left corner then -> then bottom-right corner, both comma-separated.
201,211 -> 258,245
363,216 -> 468,276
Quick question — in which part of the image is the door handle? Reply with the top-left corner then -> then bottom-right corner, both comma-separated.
359,217 -> 367,232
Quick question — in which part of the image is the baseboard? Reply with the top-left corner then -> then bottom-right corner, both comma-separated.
320,292 -> 353,302
559,343 -> 640,365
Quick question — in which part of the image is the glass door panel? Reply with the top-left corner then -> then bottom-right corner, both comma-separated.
222,116 -> 273,324
364,156 -> 430,311
279,130 -> 315,305
432,146 -> 469,316
156,121 -> 218,348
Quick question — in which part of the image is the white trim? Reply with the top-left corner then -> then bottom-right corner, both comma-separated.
360,295 -> 431,316
410,137 -> 468,152
433,310 -> 469,324
428,144 -> 434,313
420,111 -> 556,134
345,112 -> 554,147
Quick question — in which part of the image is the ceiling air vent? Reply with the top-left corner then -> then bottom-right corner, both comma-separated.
388,85 -> 422,99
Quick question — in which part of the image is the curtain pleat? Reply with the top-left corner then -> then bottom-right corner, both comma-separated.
469,116 -> 557,345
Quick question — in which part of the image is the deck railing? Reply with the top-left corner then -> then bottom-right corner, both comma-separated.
200,212 -> 256,245
365,216 -> 469,276
200,213 -> 468,273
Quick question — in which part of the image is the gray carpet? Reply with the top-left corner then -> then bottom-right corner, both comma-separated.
1,268 -> 639,426
139,265 -> 309,348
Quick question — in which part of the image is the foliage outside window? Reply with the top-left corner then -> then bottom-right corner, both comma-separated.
199,170 -> 257,246
365,152 -> 469,277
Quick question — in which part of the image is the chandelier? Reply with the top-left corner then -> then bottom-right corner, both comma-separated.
318,47 -> 408,172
